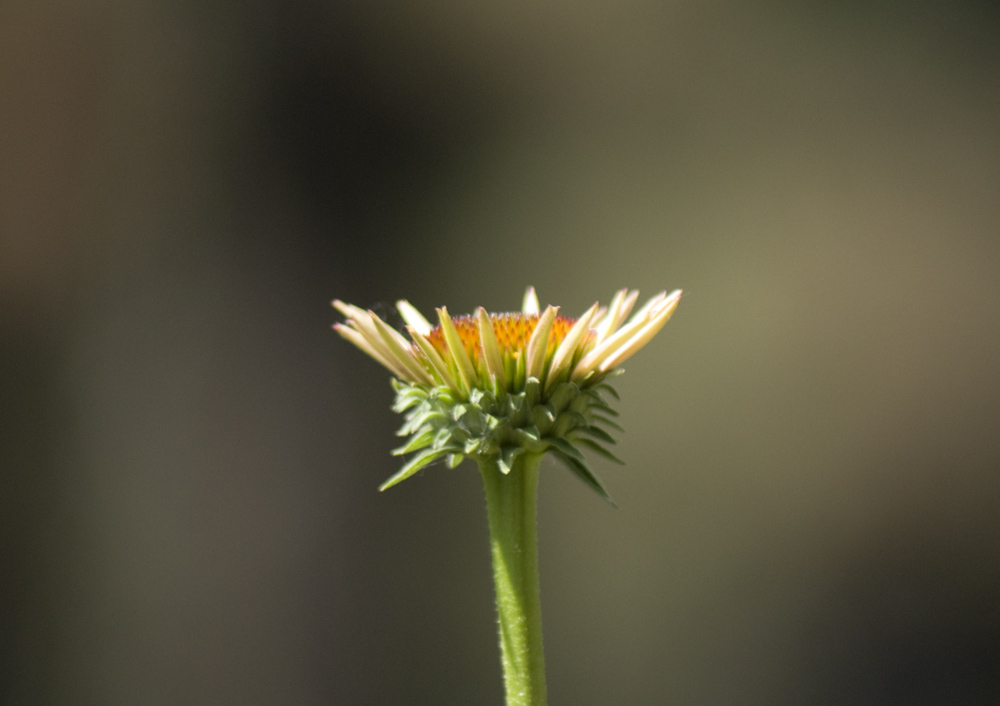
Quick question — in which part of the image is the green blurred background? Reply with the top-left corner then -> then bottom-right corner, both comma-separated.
3,1 -> 1000,704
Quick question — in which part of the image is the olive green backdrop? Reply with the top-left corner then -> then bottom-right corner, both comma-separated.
3,1 -> 999,704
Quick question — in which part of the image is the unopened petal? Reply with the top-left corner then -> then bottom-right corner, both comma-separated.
409,328 -> 460,393
525,305 -> 559,380
371,313 -> 434,385
573,290 -> 681,379
522,286 -> 540,315
597,290 -> 681,372
396,300 -> 432,336
594,289 -> 639,344
437,306 -> 477,394
628,290 -> 669,324
332,299 -> 368,321
334,323 -> 412,380
477,307 -> 506,388
340,310 -> 407,374
545,302 -> 600,391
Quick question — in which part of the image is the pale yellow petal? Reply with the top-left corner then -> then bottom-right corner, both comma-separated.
409,328 -> 460,393
525,305 -> 559,381
334,323 -> 412,380
340,310 -> 408,375
371,313 -> 434,385
594,289 -> 639,344
545,302 -> 600,392
396,300 -> 432,336
597,290 -> 681,372
522,286 -> 540,315
573,290 -> 681,379
437,306 -> 476,394
477,307 -> 506,388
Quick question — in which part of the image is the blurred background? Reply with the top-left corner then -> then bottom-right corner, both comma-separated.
3,1 -> 1000,704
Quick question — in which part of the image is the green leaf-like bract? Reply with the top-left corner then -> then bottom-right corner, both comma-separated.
382,377 -> 624,503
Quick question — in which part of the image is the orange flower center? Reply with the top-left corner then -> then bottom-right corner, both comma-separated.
427,312 -> 578,362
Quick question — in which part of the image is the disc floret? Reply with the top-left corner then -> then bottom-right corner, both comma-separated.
333,286 -> 681,500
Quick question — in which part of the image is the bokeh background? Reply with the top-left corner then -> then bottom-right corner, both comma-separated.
3,1 -> 1000,704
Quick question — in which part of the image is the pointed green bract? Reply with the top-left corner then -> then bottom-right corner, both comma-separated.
384,376 -> 630,502
550,449 -> 617,508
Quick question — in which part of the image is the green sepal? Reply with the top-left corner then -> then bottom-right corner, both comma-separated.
435,426 -> 462,450
397,408 -> 443,436
595,382 -> 620,400
548,382 -> 580,413
391,428 -> 435,456
523,377 -> 541,408
577,437 -> 625,465
583,389 -> 620,416
579,425 -> 617,445
390,380 -> 427,412
591,414 -> 624,432
531,405 -> 556,436
499,446 -> 524,475
551,449 -> 618,507
379,447 -> 450,491
586,399 -> 619,418
446,453 -> 465,469
546,436 -> 584,461
514,426 -> 540,446
392,393 -> 425,414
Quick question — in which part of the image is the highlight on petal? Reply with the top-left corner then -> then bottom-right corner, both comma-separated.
334,323 -> 409,380
396,300 -> 432,336
333,302 -> 417,382
593,289 -> 639,344
477,307 -> 506,388
525,305 -> 559,381
522,286 -> 540,315
572,290 -> 681,380
437,306 -> 477,394
409,328 -> 461,393
545,302 -> 600,392
597,290 -> 681,371
370,312 -> 434,385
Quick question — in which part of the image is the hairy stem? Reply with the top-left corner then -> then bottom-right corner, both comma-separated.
478,452 -> 548,706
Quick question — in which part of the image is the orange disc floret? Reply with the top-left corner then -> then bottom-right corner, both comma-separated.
426,312 -> 578,363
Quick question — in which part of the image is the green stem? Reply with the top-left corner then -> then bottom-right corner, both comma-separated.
478,452 -> 548,706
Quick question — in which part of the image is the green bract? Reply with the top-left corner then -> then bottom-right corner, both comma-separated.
386,376 -> 625,504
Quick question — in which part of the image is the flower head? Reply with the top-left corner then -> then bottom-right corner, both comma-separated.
333,287 -> 681,501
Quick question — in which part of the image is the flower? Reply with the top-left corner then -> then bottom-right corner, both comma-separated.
333,287 -> 681,501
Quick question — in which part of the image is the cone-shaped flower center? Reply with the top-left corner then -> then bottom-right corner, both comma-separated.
426,312 -> 579,364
